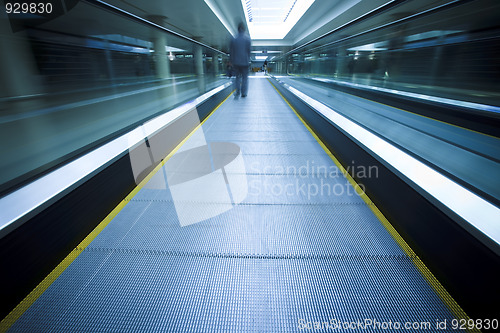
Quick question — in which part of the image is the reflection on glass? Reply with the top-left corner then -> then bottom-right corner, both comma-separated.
0,2 -> 228,194
270,0 -> 500,107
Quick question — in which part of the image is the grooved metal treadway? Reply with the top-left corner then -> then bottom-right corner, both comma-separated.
10,78 -> 459,332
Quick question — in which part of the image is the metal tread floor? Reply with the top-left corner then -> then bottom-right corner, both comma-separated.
8,78 -> 460,332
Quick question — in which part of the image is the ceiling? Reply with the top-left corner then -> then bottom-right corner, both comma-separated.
30,0 -> 481,61
93,0 -> 395,55
239,0 -> 317,39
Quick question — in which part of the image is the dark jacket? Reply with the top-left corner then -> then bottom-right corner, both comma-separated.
230,31 -> 251,66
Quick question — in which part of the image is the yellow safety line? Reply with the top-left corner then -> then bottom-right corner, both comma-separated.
268,79 -> 479,333
0,90 -> 233,332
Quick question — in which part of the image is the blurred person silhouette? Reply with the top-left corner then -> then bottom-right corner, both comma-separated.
230,22 -> 251,98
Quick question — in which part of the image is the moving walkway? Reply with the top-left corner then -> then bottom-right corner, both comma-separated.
2,78 -> 484,332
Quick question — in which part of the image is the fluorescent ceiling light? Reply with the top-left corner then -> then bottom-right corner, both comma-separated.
251,50 -> 282,53
165,46 -> 185,52
255,56 -> 268,60
347,42 -> 387,52
405,30 -> 462,43
242,0 -> 315,39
